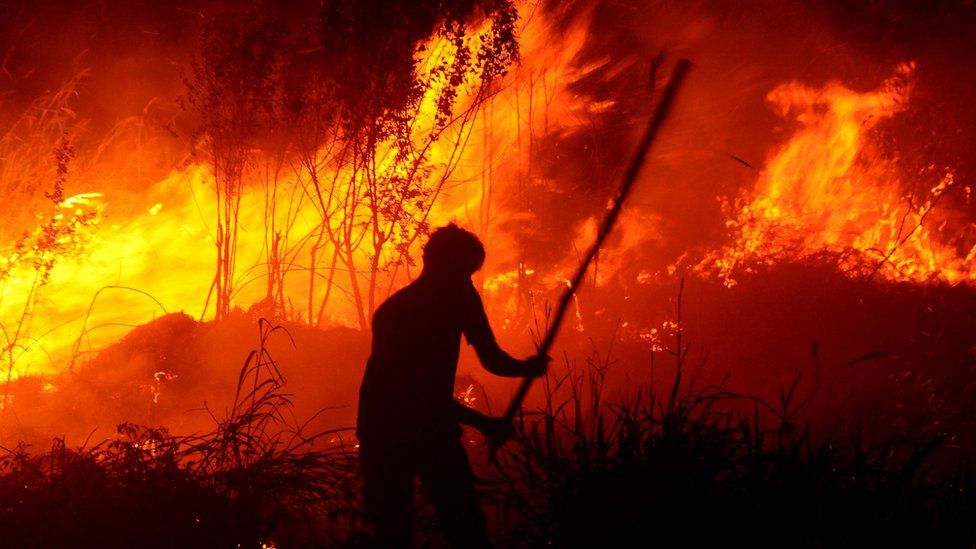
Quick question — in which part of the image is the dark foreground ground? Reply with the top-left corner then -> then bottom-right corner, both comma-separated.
0,265 -> 975,547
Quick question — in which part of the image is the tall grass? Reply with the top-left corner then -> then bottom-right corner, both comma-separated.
0,319 -> 360,548
482,287 -> 976,548
0,310 -> 974,547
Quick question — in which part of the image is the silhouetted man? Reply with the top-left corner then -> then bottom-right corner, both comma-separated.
357,224 -> 548,548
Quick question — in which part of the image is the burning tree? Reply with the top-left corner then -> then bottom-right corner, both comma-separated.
186,1 -> 519,328
185,7 -> 285,321
0,141 -> 100,402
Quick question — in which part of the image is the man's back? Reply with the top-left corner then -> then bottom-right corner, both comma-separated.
355,224 -> 547,548
357,275 -> 492,443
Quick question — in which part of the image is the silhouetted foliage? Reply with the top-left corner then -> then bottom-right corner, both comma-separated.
0,320 -> 360,547
183,0 -> 519,326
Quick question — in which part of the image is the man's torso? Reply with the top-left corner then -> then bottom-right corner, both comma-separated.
357,277 -> 482,443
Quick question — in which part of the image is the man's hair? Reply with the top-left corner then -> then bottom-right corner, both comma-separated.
422,224 -> 485,277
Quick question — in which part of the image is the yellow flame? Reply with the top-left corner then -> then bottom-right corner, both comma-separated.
700,62 -> 972,286
0,2 -> 606,379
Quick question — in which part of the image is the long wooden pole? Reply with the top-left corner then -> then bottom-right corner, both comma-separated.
501,59 -> 692,424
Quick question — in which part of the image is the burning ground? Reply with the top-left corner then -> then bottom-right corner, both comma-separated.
0,0 -> 975,546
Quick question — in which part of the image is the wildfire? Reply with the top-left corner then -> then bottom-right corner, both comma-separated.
0,1 -> 970,390
699,62 -> 973,286
0,0 -> 603,381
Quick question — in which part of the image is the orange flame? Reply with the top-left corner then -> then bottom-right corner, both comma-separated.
699,62 -> 973,286
0,1 -> 601,380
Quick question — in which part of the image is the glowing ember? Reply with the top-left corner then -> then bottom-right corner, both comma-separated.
456,383 -> 478,408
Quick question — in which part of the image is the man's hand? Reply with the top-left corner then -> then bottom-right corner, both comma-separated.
523,353 -> 550,379
480,416 -> 515,448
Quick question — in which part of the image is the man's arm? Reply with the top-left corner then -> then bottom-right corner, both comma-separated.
461,283 -> 548,378
472,339 -> 531,377
452,400 -> 513,445
453,399 -> 490,428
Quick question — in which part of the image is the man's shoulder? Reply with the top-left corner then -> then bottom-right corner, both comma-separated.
376,277 -> 478,316
374,285 -> 409,317
374,280 -> 427,316
459,279 -> 483,305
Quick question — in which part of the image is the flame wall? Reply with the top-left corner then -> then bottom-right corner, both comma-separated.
0,0 -> 973,425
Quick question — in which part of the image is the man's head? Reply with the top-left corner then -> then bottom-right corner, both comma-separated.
422,224 -> 485,278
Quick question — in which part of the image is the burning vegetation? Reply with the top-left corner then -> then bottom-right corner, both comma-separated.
0,0 -> 975,546
699,61 -> 973,286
